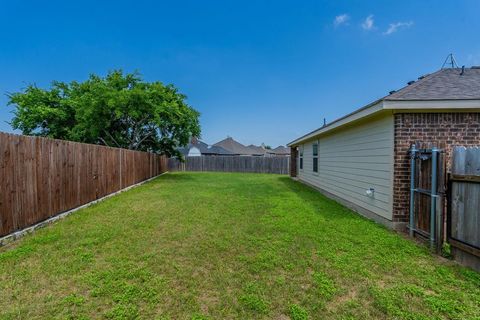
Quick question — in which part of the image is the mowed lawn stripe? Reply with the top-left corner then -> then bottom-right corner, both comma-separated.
0,172 -> 479,319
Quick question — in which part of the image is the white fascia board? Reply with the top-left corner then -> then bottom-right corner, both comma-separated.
288,101 -> 384,147
383,99 -> 480,110
288,98 -> 480,147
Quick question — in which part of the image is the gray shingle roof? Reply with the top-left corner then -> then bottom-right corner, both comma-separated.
214,137 -> 265,156
247,144 -> 267,155
178,140 -> 235,156
268,146 -> 290,155
386,67 -> 480,101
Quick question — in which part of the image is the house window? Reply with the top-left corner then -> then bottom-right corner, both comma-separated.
312,143 -> 318,173
299,146 -> 303,170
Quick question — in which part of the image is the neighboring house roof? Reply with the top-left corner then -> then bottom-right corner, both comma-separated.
214,137 -> 264,155
178,140 -> 235,156
267,146 -> 290,155
288,67 -> 480,147
247,144 -> 267,155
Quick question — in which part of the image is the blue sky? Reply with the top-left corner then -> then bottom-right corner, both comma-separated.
1,1 -> 479,147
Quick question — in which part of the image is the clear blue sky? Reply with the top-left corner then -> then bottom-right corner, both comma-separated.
1,1 -> 479,147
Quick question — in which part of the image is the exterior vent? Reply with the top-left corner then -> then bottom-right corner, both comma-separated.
407,80 -> 415,85
419,73 -> 430,79
389,90 -> 396,95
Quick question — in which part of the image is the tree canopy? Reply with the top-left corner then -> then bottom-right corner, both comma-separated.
7,70 -> 201,157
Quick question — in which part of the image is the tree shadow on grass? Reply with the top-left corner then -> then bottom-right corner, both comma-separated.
157,172 -> 196,181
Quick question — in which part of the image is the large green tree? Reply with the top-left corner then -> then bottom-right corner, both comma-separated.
7,70 -> 201,157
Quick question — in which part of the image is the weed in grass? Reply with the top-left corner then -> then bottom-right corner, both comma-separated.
441,242 -> 452,258
104,303 -> 139,320
63,293 -> 86,306
239,293 -> 269,313
0,245 -> 35,262
289,304 -> 309,320
313,272 -> 336,299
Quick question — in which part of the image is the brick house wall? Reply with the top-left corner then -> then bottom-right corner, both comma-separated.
392,112 -> 480,223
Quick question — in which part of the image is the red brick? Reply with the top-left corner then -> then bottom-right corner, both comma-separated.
393,113 -> 480,221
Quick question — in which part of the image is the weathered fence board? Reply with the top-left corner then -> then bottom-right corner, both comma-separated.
450,147 -> 480,247
169,156 -> 290,174
448,146 -> 480,270
0,132 -> 167,237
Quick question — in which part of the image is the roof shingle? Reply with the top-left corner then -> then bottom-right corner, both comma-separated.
214,137 -> 265,156
386,68 -> 480,101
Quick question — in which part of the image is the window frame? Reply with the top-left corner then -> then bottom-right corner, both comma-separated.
312,142 -> 318,173
299,145 -> 304,170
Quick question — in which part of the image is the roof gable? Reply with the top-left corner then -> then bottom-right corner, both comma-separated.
179,139 -> 235,156
214,137 -> 264,155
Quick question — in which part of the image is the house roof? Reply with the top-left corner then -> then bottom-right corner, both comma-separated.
247,144 -> 267,154
288,67 -> 480,147
386,68 -> 480,101
267,146 -> 290,155
179,140 -> 235,156
214,137 -> 265,155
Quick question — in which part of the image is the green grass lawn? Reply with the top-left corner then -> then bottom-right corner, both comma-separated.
0,172 -> 479,320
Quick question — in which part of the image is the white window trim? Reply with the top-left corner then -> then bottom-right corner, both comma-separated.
299,145 -> 304,171
312,140 -> 319,175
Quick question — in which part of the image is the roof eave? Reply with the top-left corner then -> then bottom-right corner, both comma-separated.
288,98 -> 480,147
383,99 -> 480,109
287,99 -> 385,147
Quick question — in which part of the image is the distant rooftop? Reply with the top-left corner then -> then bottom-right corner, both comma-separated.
268,145 -> 290,155
178,139 -> 234,156
214,137 -> 264,155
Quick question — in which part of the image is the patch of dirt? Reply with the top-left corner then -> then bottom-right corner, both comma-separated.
199,291 -> 220,314
327,286 -> 358,311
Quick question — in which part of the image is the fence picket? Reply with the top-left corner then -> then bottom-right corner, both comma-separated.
449,147 -> 480,260
0,132 -> 167,237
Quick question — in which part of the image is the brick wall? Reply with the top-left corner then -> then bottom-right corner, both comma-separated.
393,113 -> 480,222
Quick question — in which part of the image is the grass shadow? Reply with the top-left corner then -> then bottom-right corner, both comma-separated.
156,172 -> 196,181
276,176 -> 360,220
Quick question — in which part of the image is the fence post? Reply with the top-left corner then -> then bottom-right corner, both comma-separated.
430,147 -> 439,250
409,144 -> 417,237
119,149 -> 122,189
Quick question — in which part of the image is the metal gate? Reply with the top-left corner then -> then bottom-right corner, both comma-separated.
409,144 -> 445,250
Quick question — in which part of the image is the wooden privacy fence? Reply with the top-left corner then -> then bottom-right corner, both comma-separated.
447,146 -> 480,270
0,132 -> 167,237
168,156 -> 290,174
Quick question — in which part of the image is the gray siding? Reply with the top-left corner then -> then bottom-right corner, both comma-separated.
297,115 -> 394,220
